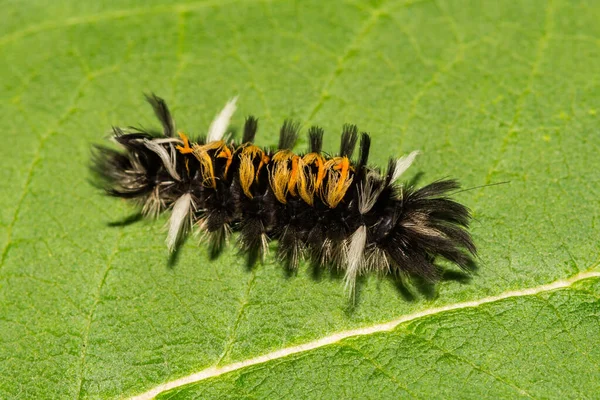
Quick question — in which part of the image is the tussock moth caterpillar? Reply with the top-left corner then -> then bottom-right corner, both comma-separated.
92,95 -> 476,295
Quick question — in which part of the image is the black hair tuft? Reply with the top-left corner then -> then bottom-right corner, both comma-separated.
144,93 -> 176,137
339,124 -> 358,157
308,126 -> 324,153
278,119 -> 300,150
242,116 -> 258,143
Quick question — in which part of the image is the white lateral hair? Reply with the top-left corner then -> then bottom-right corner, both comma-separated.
207,96 -> 238,143
151,137 -> 184,144
344,225 -> 367,296
166,193 -> 194,252
391,150 -> 420,182
358,170 -> 384,215
143,139 -> 181,181
142,186 -> 165,219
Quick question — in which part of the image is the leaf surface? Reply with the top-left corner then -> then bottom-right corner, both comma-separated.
0,0 -> 599,398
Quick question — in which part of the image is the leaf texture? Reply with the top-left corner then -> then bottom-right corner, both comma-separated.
0,0 -> 599,398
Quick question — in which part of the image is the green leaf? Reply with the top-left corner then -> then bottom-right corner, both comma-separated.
1,0 -> 598,399
157,277 -> 600,399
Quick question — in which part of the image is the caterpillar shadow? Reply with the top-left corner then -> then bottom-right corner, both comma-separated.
107,212 -> 144,227
391,262 -> 478,302
168,234 -> 191,268
108,212 -> 478,308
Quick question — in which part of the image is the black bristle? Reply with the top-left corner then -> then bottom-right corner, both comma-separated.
242,116 -> 258,143
144,93 -> 176,137
357,133 -> 371,170
339,124 -> 358,157
307,126 -> 324,153
384,157 -> 397,185
278,120 -> 300,150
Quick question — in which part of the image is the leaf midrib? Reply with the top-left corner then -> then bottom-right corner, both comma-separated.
129,268 -> 600,400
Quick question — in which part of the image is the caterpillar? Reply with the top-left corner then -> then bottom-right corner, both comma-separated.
92,94 -> 476,294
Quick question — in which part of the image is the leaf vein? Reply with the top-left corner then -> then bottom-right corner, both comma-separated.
483,0 -> 556,185
0,0 -> 275,48
0,71 -> 102,274
75,229 -> 124,399
343,343 -> 423,399
129,269 -> 600,400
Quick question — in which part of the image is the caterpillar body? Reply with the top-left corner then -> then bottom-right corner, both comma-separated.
92,95 -> 476,293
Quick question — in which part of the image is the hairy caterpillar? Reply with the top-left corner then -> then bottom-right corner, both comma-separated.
92,95 -> 476,294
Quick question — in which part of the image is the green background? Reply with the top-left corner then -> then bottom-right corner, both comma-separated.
1,0 -> 599,398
